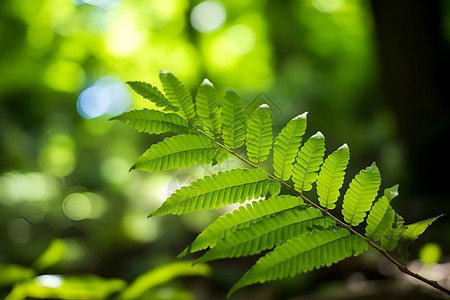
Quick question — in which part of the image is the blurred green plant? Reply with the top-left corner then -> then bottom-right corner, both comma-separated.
111,71 -> 449,297
2,239 -> 212,300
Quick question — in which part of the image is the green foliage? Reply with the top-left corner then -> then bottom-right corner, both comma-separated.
127,81 -> 178,112
159,71 -> 197,123
110,109 -> 194,135
292,132 -> 326,193
221,88 -> 246,149
246,104 -> 273,164
228,227 -> 368,297
113,71 -> 441,297
195,79 -> 222,139
273,113 -> 307,181
149,168 -> 281,217
178,195 -> 304,258
131,134 -> 228,172
341,162 -> 381,226
365,185 -> 398,241
2,240 -> 211,300
118,261 -> 212,300
316,144 -> 350,209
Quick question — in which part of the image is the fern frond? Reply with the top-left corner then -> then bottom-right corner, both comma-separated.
110,109 -> 194,134
149,168 -> 281,217
195,206 -> 336,264
159,71 -> 197,123
273,113 -> 307,181
316,144 -> 350,210
221,88 -> 246,149
292,132 -> 326,193
365,185 -> 398,242
381,227 -> 403,251
127,81 -> 178,112
195,79 -> 221,138
396,215 -> 442,263
246,104 -> 273,164
341,162 -> 381,226
131,134 -> 228,172
179,195 -> 303,258
228,227 -> 368,297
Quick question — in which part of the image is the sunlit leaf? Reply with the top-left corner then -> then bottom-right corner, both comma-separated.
195,79 -> 221,138
32,239 -> 66,272
292,132 -> 326,192
0,263 -> 34,288
341,163 -> 381,226
119,261 -> 212,300
246,104 -> 273,164
273,113 -> 307,181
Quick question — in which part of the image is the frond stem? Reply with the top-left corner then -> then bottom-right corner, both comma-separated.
194,127 -> 450,296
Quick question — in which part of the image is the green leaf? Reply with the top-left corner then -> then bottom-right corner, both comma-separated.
0,263 -> 34,288
228,227 -> 368,297
397,215 -> 442,263
119,261 -> 212,300
379,213 -> 405,251
32,239 -> 66,272
127,81 -> 178,112
179,195 -> 303,258
381,226 -> 404,251
292,132 -> 326,192
317,144 -> 350,210
273,113 -> 307,181
149,168 -> 281,217
110,109 -> 194,134
365,185 -> 399,241
341,162 -> 381,226
195,79 -> 221,138
15,275 -> 125,300
195,206 -> 336,264
246,104 -> 273,164
159,70 -> 196,122
221,88 -> 246,149
132,134 -> 228,172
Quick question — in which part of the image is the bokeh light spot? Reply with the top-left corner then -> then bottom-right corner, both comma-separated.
311,0 -> 344,13
224,25 -> 256,55
35,275 -> 63,288
101,157 -> 130,185
419,243 -> 442,265
190,1 -> 226,33
38,134 -> 76,177
106,12 -> 144,56
0,172 -> 59,203
43,60 -> 85,93
77,76 -> 131,119
62,193 -> 92,221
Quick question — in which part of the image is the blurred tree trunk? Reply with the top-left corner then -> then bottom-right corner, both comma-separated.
370,0 -> 450,217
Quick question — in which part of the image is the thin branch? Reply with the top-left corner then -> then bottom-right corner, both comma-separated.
194,126 -> 450,296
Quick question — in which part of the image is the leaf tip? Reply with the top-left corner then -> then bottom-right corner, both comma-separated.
201,78 -> 214,87
159,69 -> 171,75
295,112 -> 308,119
313,131 -> 325,139
339,143 -> 349,150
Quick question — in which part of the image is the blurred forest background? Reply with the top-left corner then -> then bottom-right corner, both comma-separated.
0,0 -> 449,299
